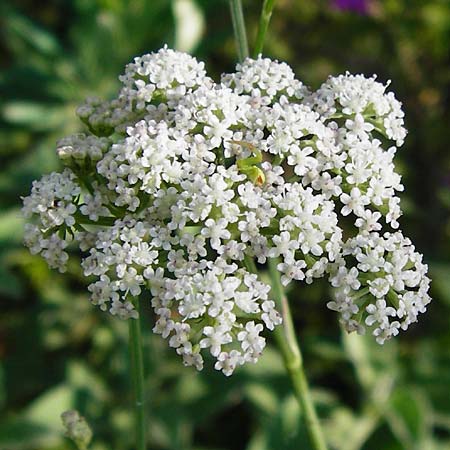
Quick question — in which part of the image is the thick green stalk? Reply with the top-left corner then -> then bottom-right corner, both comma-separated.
228,0 -> 249,61
253,0 -> 277,57
268,259 -> 328,450
129,303 -> 147,450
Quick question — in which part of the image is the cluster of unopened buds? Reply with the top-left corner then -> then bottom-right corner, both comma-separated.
22,47 -> 431,375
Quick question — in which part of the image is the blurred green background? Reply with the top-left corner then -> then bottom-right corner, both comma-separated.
1,0 -> 449,449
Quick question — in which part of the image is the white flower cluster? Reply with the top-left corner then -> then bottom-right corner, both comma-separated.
328,231 -> 431,344
307,73 -> 407,229
22,47 -> 430,374
56,133 -> 110,163
22,169 -> 80,270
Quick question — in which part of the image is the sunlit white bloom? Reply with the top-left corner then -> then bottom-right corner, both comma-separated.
328,231 -> 431,343
23,48 -> 430,374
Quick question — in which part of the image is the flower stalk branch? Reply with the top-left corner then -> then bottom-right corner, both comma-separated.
253,0 -> 277,57
268,259 -> 328,450
129,302 -> 147,450
228,0 -> 249,61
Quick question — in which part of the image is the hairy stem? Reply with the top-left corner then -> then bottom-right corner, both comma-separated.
228,0 -> 249,61
253,0 -> 277,57
268,259 -> 328,450
129,303 -> 147,450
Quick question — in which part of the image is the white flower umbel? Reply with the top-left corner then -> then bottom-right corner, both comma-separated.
22,169 -> 81,272
310,72 -> 407,146
23,48 -> 431,374
221,55 -> 310,104
307,73 -> 407,230
327,231 -> 431,344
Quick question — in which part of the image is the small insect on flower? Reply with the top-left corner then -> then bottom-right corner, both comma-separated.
231,140 -> 266,186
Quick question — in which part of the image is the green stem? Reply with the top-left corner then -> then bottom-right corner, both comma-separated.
228,0 -> 249,61
253,0 -> 277,57
75,215 -> 116,227
268,259 -> 328,450
129,302 -> 147,450
244,254 -> 258,273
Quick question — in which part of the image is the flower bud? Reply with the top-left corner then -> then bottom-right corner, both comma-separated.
61,410 -> 93,449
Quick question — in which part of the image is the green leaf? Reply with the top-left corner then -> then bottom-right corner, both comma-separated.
263,396 -> 310,450
389,386 -> 431,447
429,263 -> 450,305
390,388 -> 424,437
0,384 -> 73,449
244,382 -> 278,416
0,208 -> 24,244
5,9 -> 62,56
2,102 -> 68,130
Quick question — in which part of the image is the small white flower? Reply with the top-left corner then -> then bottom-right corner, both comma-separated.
237,321 -> 265,356
214,350 -> 243,376
201,218 -> 231,250
340,187 -> 368,217
200,326 -> 233,357
270,231 -> 299,258
345,114 -> 374,139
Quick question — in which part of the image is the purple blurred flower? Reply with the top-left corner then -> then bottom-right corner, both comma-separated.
332,0 -> 370,14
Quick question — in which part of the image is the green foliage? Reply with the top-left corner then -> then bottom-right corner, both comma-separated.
1,0 -> 449,449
